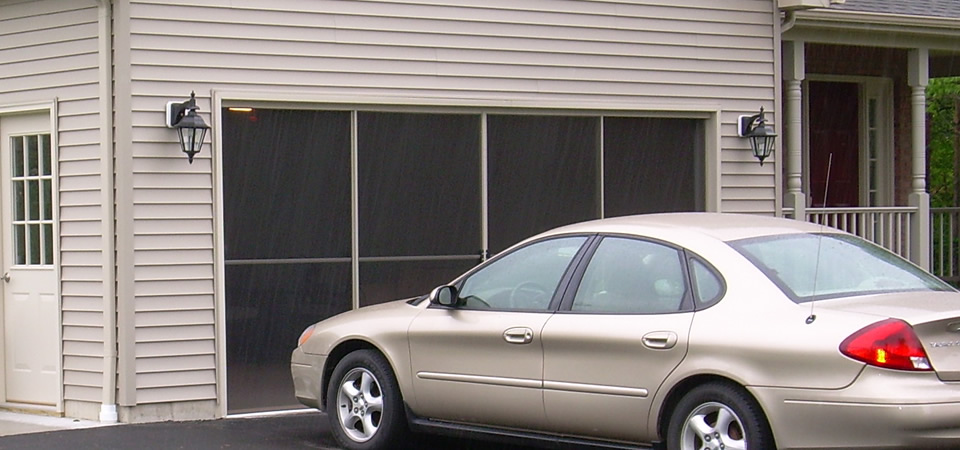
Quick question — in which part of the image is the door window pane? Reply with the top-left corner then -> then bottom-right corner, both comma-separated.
12,137 -> 23,177
572,237 -> 687,314
44,224 -> 53,265
13,181 -> 24,221
14,225 -> 25,265
42,179 -> 52,221
28,224 -> 40,265
457,236 -> 587,311
41,135 -> 51,176
28,180 -> 39,220
487,115 -> 599,253
27,135 -> 38,176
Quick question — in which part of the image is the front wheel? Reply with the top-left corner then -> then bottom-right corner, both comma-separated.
327,349 -> 407,450
666,382 -> 774,450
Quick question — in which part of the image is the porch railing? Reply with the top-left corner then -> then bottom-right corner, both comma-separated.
932,207 -> 960,285
804,206 -> 916,260
781,206 -> 960,285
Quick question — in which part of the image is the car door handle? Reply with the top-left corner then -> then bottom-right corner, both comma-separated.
642,331 -> 678,350
503,327 -> 534,345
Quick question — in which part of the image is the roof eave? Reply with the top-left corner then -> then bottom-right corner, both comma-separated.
785,9 -> 960,50
794,9 -> 960,33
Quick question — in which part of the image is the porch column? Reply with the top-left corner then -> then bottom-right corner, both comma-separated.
783,41 -> 806,219
909,48 -> 930,269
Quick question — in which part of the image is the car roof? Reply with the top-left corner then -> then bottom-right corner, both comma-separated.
540,212 -> 837,243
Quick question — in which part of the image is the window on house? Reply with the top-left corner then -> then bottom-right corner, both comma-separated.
12,133 -> 53,266
861,79 -> 892,207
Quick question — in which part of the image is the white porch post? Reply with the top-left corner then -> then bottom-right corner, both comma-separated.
909,48 -> 930,269
783,41 -> 806,219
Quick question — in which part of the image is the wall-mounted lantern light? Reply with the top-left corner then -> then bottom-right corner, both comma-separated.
165,91 -> 210,164
738,106 -> 777,166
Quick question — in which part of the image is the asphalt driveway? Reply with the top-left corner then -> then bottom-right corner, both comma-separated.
0,411 -> 537,450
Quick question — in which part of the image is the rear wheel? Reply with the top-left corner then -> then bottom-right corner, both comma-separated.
666,382 -> 773,450
327,349 -> 407,450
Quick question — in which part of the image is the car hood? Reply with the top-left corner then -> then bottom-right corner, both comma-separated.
819,290 -> 960,381
300,297 -> 424,356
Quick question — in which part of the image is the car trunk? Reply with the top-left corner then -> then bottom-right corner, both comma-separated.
819,291 -> 960,381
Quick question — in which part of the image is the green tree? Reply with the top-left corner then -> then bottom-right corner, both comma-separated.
927,77 -> 960,208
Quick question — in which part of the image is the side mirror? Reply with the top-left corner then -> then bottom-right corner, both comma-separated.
429,285 -> 458,307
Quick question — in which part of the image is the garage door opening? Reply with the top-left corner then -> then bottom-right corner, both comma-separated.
221,107 -> 705,413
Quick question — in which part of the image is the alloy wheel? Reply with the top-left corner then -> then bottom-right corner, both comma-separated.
336,367 -> 384,442
679,401 -> 746,450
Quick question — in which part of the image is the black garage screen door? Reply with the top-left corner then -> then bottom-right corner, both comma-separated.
222,108 -> 704,412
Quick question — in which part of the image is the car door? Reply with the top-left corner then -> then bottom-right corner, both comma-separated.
407,235 -> 590,432
540,236 -> 702,443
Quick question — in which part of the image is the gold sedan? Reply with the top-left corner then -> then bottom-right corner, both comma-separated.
291,213 -> 960,449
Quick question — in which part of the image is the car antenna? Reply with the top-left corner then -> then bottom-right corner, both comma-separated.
807,153 -> 833,325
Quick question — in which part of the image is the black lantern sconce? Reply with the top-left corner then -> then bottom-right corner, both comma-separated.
738,106 -> 777,166
165,91 -> 210,164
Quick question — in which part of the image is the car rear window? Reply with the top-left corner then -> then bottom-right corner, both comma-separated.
730,233 -> 953,303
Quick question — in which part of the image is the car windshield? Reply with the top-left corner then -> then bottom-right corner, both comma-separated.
730,233 -> 953,303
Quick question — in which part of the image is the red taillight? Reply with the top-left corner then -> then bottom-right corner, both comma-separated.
840,319 -> 932,371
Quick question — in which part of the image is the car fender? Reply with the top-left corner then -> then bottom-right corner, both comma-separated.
300,298 -> 426,410
648,303 -> 874,441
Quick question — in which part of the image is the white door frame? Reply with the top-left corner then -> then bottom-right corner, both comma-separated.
859,78 -> 895,207
0,101 -> 62,412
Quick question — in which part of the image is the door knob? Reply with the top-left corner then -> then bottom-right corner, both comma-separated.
1,272 -> 8,282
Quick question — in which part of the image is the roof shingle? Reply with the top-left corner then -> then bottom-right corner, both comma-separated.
831,0 -> 960,19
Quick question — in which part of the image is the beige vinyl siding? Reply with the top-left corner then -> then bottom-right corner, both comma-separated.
0,0 -> 105,406
123,0 -> 777,406
127,0 -> 778,207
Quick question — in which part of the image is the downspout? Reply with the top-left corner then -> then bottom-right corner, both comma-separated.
96,0 -> 118,424
781,10 -> 797,33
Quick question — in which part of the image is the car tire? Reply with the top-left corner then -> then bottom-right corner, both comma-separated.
666,382 -> 774,450
327,349 -> 408,450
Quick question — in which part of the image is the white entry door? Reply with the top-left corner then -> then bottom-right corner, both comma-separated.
0,112 -> 59,406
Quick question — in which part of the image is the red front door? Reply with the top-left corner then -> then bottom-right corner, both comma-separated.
809,81 -> 860,207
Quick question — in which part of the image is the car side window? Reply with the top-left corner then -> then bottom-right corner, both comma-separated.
456,236 -> 587,311
572,237 -> 687,314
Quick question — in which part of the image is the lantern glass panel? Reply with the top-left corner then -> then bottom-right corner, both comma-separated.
178,126 -> 207,155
